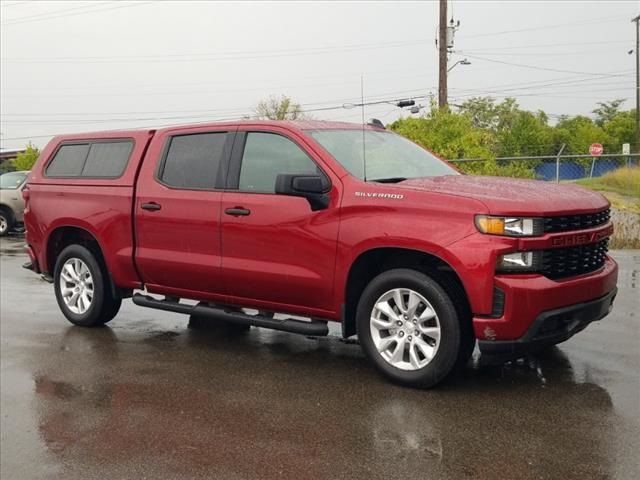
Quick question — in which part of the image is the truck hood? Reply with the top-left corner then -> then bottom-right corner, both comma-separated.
396,175 -> 609,216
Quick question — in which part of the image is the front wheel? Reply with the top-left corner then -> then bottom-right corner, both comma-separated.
356,268 -> 467,388
54,245 -> 121,327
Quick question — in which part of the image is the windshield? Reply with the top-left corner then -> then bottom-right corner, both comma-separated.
0,172 -> 27,190
308,129 -> 457,181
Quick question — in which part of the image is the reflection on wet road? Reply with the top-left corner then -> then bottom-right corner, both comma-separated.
1,236 -> 638,479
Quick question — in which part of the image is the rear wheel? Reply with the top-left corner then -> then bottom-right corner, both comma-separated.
357,268 -> 469,388
54,245 -> 121,327
0,207 -> 14,236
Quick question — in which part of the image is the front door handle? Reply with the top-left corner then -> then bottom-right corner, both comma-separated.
225,207 -> 251,216
141,202 -> 162,211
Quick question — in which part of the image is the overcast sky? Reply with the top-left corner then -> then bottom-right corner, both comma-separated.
0,0 -> 638,149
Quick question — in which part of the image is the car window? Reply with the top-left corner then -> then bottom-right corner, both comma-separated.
46,144 -> 90,177
45,140 -> 133,178
160,132 -> 227,189
0,172 -> 27,190
82,142 -> 133,177
309,129 -> 457,180
239,132 -> 318,193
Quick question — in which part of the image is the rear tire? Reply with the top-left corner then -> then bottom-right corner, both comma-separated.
0,207 -> 14,237
356,268 -> 469,388
54,244 -> 121,327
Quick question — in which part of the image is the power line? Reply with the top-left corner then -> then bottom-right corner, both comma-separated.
460,14 -> 630,39
1,38 -> 430,64
461,54 -> 634,78
0,1 -> 31,7
0,92 -> 429,124
0,67 -> 428,93
1,1 -> 113,23
458,39 -> 630,51
3,76 -> 634,121
450,86 -> 633,101
1,1 -> 152,26
451,76 -> 633,96
458,49 -> 621,57
6,82 -> 633,121
0,93 -> 431,139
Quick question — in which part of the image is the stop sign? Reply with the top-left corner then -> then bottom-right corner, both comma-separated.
589,143 -> 603,156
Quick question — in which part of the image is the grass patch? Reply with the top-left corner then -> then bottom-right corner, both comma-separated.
609,209 -> 640,249
576,167 -> 640,198
576,168 -> 640,248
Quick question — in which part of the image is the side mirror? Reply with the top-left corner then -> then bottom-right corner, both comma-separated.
275,174 -> 330,211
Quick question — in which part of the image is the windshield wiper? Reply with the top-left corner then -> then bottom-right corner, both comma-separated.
369,177 -> 408,183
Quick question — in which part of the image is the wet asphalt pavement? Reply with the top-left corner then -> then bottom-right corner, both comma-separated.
0,234 -> 638,480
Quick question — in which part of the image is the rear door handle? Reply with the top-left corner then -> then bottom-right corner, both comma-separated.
224,207 -> 251,216
141,202 -> 162,211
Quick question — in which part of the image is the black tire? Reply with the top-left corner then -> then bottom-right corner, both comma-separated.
356,268 -> 470,388
53,244 -> 121,327
0,207 -> 14,237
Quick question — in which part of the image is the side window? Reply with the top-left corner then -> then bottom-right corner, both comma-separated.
46,144 -> 90,177
239,132 -> 318,193
160,132 -> 227,189
45,140 -> 133,178
82,142 -> 133,177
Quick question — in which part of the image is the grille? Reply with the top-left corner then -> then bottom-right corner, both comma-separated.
540,239 -> 609,279
543,209 -> 610,233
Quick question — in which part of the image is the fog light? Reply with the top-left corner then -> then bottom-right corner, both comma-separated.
497,251 -> 540,272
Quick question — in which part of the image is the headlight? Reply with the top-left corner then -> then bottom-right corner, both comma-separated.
497,251 -> 542,272
475,215 -> 543,237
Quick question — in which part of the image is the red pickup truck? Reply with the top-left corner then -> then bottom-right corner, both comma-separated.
23,120 -> 618,388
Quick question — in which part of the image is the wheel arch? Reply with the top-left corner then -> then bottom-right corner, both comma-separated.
45,225 -> 107,275
342,247 -> 472,338
45,224 -> 127,299
0,203 -> 15,217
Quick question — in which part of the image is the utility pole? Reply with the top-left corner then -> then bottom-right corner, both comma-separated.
438,0 -> 448,108
633,14 -> 639,153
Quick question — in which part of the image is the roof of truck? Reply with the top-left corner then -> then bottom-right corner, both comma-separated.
49,120 -> 384,142
155,119 -> 384,133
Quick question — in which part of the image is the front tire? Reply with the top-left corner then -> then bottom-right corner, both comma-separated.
356,268 -> 466,388
54,245 -> 121,327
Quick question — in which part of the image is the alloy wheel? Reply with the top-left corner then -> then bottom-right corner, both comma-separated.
59,258 -> 94,314
369,288 -> 441,371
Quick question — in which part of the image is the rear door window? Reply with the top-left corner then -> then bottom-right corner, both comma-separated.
159,132 -> 228,189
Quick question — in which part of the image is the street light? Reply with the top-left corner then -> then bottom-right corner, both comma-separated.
448,58 -> 471,73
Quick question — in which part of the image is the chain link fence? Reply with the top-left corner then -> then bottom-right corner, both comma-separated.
448,153 -> 640,182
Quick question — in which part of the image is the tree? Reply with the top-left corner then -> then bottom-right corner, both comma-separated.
495,110 -> 554,157
254,95 -> 306,120
11,143 -> 40,171
602,109 -> 635,152
554,116 -> 610,156
390,101 -> 495,161
457,97 -> 519,132
592,99 -> 626,127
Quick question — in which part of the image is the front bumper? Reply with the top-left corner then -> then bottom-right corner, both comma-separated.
472,255 -> 618,346
478,288 -> 617,354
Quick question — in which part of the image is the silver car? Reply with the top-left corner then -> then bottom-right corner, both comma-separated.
0,171 -> 29,236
